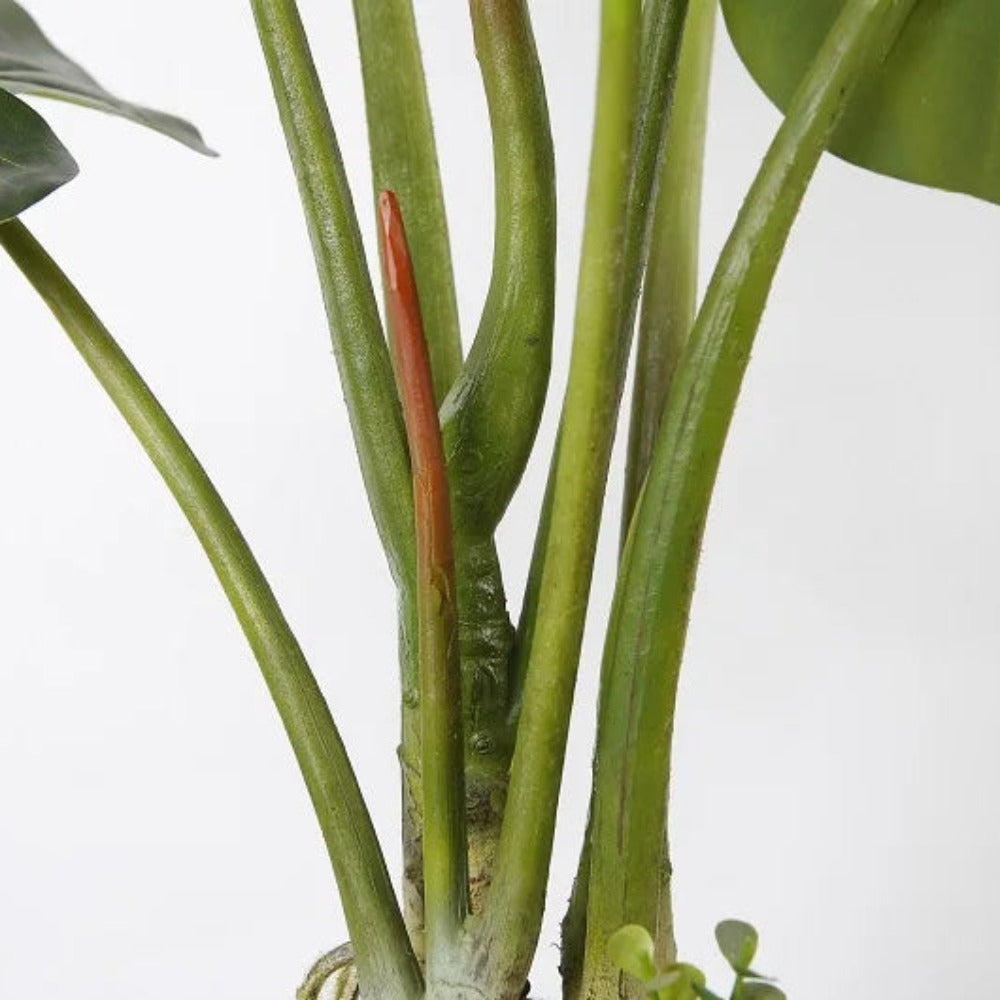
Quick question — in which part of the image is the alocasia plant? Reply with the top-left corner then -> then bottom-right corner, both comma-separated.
1,0 -> 996,998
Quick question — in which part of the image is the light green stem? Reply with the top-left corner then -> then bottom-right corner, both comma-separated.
462,3 -> 644,995
621,0 -> 717,541
624,0 -> 718,971
0,219 -> 422,1000
351,0 -> 463,403
470,3 -> 690,993
505,0 -> 690,718
564,6 -> 719,988
250,0 -> 414,583
440,0 -> 556,539
583,2 -> 918,997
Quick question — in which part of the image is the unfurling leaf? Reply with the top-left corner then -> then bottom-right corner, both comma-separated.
715,919 -> 758,973
722,0 -> 1000,205
0,86 -> 77,219
0,0 -> 214,154
607,924 -> 657,982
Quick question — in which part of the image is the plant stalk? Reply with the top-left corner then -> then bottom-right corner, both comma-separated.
582,1 -> 919,997
0,219 -> 422,1000
470,0 -> 691,992
351,0 -> 464,403
249,0 -> 414,583
621,0 -> 717,541
464,3 -> 645,994
440,0 -> 556,539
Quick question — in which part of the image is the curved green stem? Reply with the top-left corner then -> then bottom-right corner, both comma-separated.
564,8 -> 718,986
583,1 -> 918,997
622,0 -> 718,971
464,2 -> 644,993
469,3 -> 690,992
250,0 -> 414,584
0,219 -> 422,1000
351,0 -> 463,403
440,0 -> 556,539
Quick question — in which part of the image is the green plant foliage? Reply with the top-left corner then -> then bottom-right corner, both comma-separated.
648,963 -> 706,1000
0,0 -> 214,154
738,982 -> 786,1000
721,0 -> 1000,205
715,919 -> 759,974
0,86 -> 77,219
607,924 -> 658,982
607,922 -> 788,1000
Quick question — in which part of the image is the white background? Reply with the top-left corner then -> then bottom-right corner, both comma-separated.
2,2 -> 999,998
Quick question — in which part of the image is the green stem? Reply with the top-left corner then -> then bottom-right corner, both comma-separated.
250,0 -> 414,584
469,2 -> 691,992
625,0 -> 718,971
0,219 -> 422,1000
351,0 -> 463,403
440,0 -> 556,539
380,191 -> 469,962
505,0 -> 690,719
621,0 -> 717,542
583,1 -> 918,996
464,2 -> 644,993
564,7 -> 718,986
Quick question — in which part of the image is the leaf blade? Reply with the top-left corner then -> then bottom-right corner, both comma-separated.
0,0 -> 214,154
0,87 -> 77,220
722,0 -> 1000,205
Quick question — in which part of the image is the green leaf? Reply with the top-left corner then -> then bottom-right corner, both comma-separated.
0,86 -> 77,219
739,982 -> 786,1000
607,924 -> 657,982
0,0 -> 214,154
721,0 -> 1000,204
648,963 -> 706,1000
715,920 -> 758,973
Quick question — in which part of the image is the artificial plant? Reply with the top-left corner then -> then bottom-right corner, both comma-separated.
1,0 -> 995,998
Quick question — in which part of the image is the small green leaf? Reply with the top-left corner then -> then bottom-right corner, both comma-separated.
607,924 -> 657,982
721,0 -> 1000,205
0,86 -> 77,220
0,0 -> 214,154
648,963 -> 706,1000
715,920 -> 758,973
739,982 -> 786,1000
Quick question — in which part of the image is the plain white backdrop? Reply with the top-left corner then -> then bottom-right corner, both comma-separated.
2,2 -> 999,997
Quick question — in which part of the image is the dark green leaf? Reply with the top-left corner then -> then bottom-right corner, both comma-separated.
0,0 -> 214,154
715,920 -> 758,973
0,86 -> 76,220
739,982 -> 786,1000
721,0 -> 1000,205
607,924 -> 657,982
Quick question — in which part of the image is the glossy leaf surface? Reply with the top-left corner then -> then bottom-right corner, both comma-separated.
0,0 -> 214,154
722,0 -> 1000,204
0,86 -> 76,219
